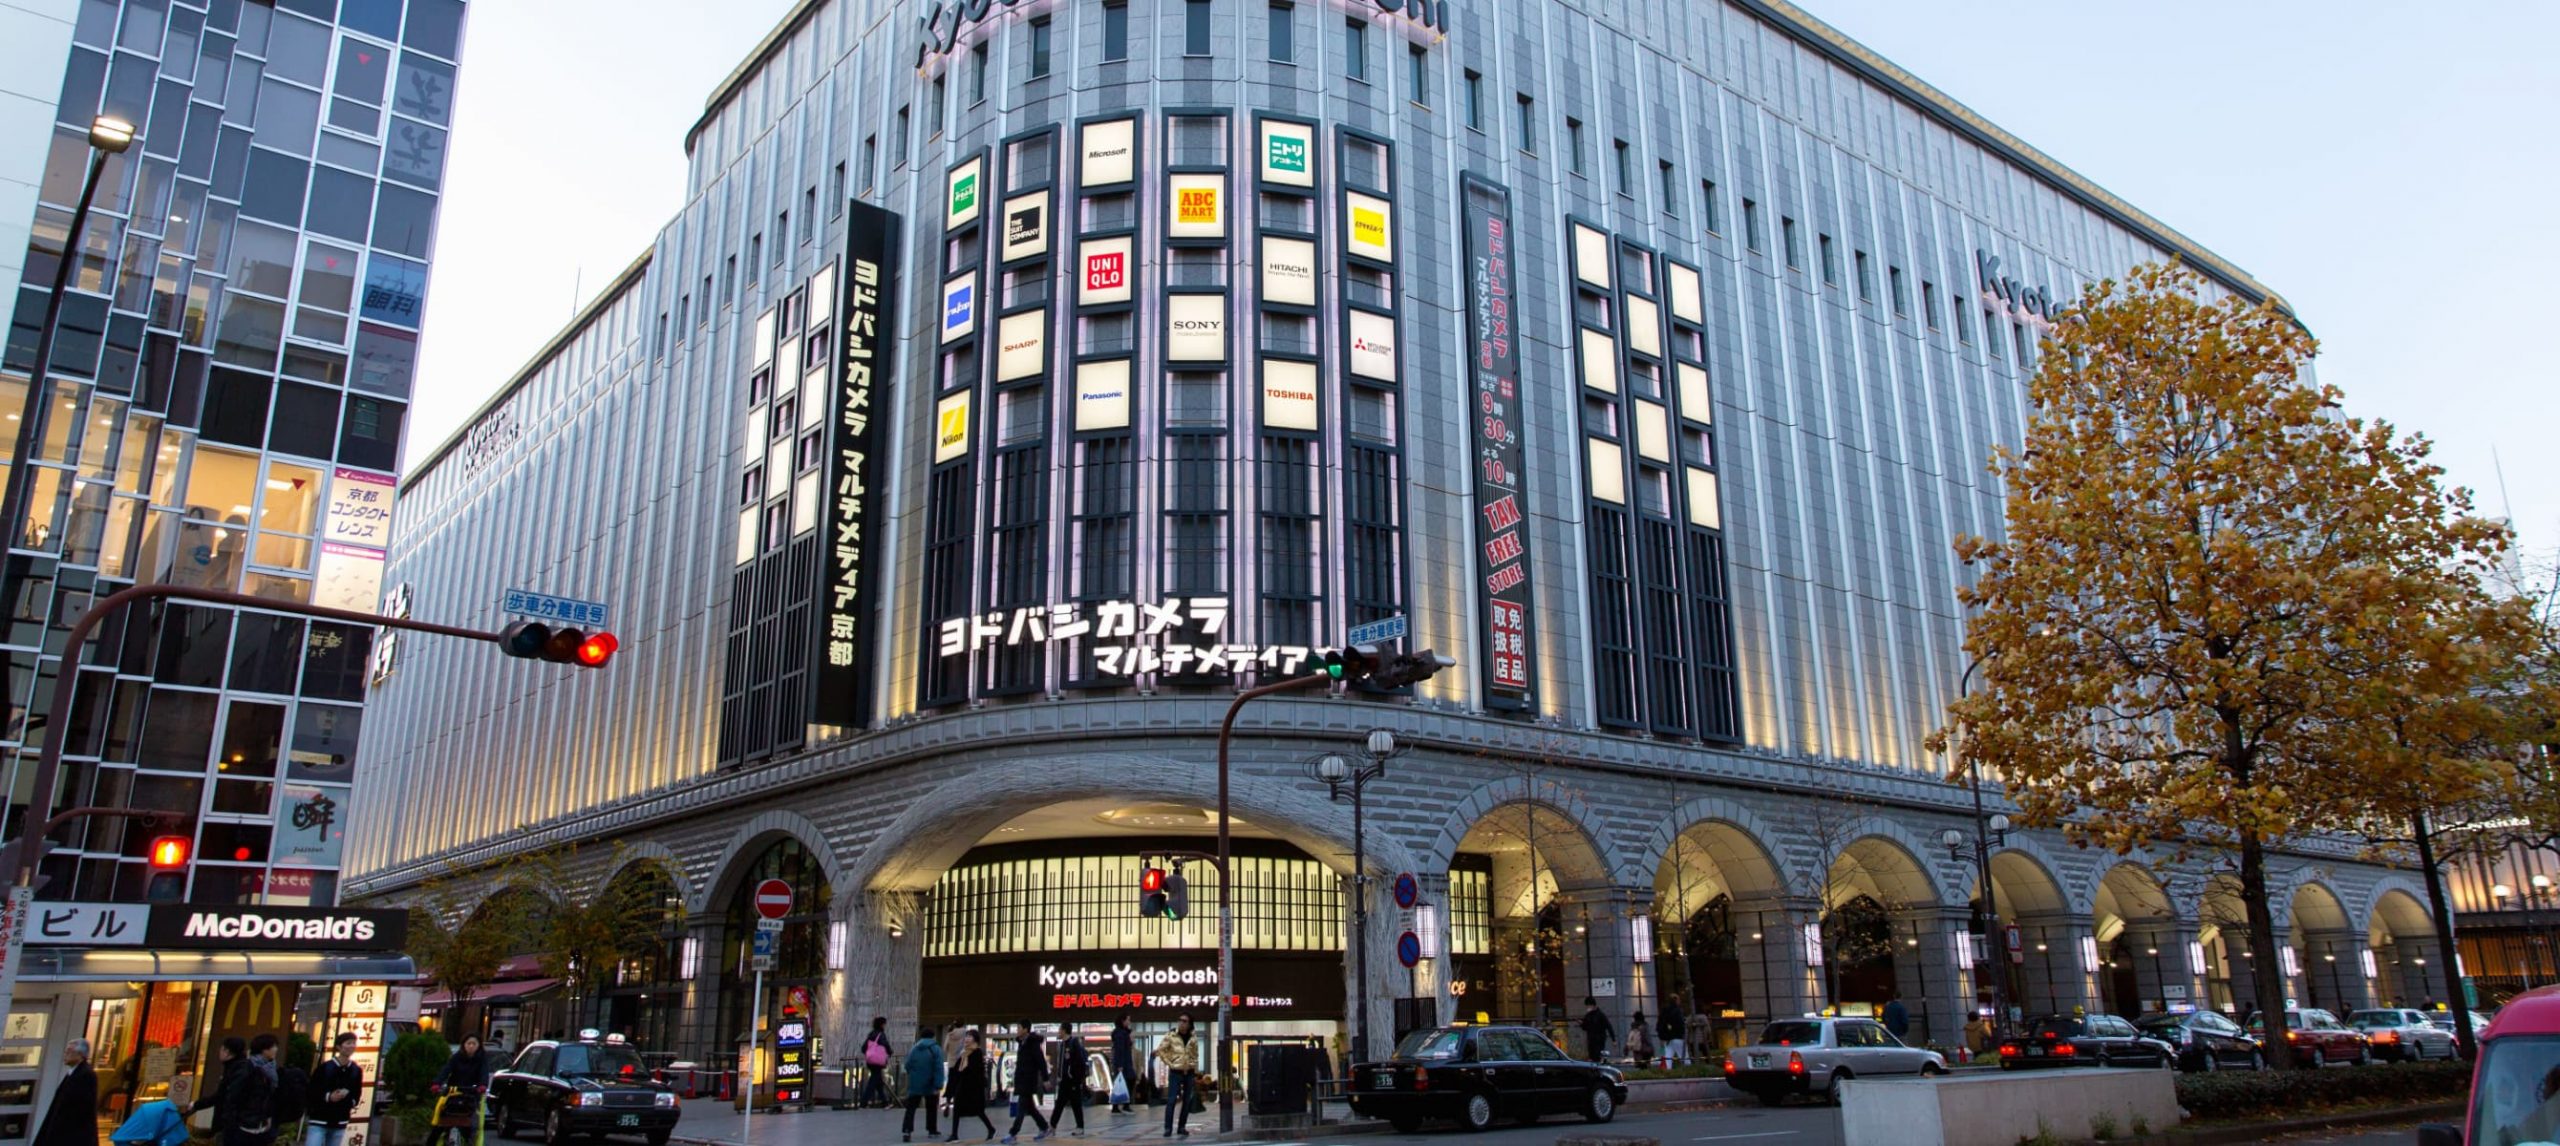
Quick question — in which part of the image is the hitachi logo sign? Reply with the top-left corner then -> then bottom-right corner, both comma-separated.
182,911 -> 378,943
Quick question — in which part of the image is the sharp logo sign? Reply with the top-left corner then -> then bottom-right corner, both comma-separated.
917,0 -> 1449,67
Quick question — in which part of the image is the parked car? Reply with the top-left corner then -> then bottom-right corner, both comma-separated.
2134,1010 -> 2266,1072
1347,1024 -> 1626,1132
2344,1008 -> 2460,1062
1722,1017 -> 1948,1106
2429,1010 -> 2496,1039
2245,1008 -> 2371,1066
1999,1014 -> 2175,1070
488,1030 -> 681,1146
2418,985 -> 2560,1145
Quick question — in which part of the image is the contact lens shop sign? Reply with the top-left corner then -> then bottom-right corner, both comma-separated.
812,201 -> 902,728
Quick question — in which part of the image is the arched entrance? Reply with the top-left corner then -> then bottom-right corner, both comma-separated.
1971,849 -> 2071,1018
592,860 -> 686,1049
716,837 -> 836,1054
1651,818 -> 1782,1034
1447,801 -> 1611,1039
2368,888 -> 2442,1008
1820,837 -> 1936,1015
2093,864 -> 2178,1018
2290,882 -> 2358,1012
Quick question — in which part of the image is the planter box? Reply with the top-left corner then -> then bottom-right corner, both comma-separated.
1622,1078 -> 1728,1106
1841,1069 -> 2178,1146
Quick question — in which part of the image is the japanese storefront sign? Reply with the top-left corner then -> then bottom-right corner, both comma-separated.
945,158 -> 983,231
1074,359 -> 1131,431
936,596 -> 1331,678
1079,236 -> 1133,306
1261,359 -> 1318,431
1262,237 -> 1316,306
1166,294 -> 1226,362
1460,177 -> 1536,708
1348,308 -> 1397,382
810,202 -> 902,729
277,783 -> 349,867
322,468 -> 396,548
326,981 -> 389,1145
1001,193 -> 1048,262
995,309 -> 1046,382
1346,192 -> 1393,262
1260,120 -> 1315,187
314,543 -> 386,612
1169,174 -> 1224,239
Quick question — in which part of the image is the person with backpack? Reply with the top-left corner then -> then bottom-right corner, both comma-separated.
861,1018 -> 894,1109
306,1034 -> 362,1146
191,1038 -> 275,1146
1000,1023 -> 1047,1144
259,1036 -> 306,1145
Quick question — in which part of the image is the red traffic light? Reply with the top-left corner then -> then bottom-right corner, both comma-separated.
575,631 -> 618,668
1141,867 -> 1166,893
148,836 -> 189,869
497,621 -> 614,669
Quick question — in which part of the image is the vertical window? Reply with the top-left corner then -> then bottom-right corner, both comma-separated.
2013,321 -> 2028,362
1463,70 -> 1483,130
722,255 -> 736,304
775,213 -> 789,262
829,162 -> 845,214
971,42 -> 988,102
1889,266 -> 1907,315
929,77 -> 946,137
1659,161 -> 1676,214
862,135 -> 878,188
1103,1 -> 1129,61
894,107 -> 910,166
1612,139 -> 1630,196
1986,310 -> 2000,355
1185,0 -> 1211,56
1031,16 -> 1053,76
1567,118 -> 1586,174
1854,250 -> 1872,300
1955,298 -> 1972,343
1344,19 -> 1367,81
1702,179 -> 1721,233
1741,198 -> 1759,250
1406,45 -> 1426,104
802,189 -> 816,242
1267,2 -> 1292,62
1819,234 -> 1836,284
1922,281 -> 1940,329
1515,94 -> 1534,152
1781,217 -> 1799,268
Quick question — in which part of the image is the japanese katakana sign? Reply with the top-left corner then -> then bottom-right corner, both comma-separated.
811,201 -> 900,727
932,596 -> 1330,677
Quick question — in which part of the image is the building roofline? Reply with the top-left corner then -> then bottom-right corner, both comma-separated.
684,0 -> 832,157
1735,0 -> 2295,320
401,250 -> 655,494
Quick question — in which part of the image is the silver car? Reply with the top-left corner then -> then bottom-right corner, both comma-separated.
1722,1017 -> 1949,1106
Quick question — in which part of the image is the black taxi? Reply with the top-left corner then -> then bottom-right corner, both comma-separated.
1348,1025 -> 1626,1133
489,1031 -> 681,1146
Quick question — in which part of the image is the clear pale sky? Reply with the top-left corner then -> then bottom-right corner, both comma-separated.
410,0 -> 2560,553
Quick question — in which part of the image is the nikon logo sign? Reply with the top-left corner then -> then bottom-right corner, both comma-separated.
145,904 -> 407,952
916,0 -> 1448,66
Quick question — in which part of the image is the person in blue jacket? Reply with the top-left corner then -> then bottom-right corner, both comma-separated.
901,1027 -> 945,1143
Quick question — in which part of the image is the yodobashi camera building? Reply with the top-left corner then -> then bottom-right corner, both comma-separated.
354,0 -> 2439,1073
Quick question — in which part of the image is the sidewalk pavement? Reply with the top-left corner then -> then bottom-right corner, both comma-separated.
668,1099 -> 1304,1146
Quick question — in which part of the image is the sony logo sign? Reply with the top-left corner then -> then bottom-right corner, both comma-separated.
917,0 -> 1448,67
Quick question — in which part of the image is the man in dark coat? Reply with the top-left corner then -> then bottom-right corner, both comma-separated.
33,1038 -> 97,1146
1002,1023 -> 1048,1144
1578,998 -> 1614,1063
1107,1018 -> 1135,1114
191,1037 -> 275,1146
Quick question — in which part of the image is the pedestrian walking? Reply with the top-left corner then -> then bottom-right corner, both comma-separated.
945,1031 -> 994,1143
191,1038 -> 276,1146
1152,1017 -> 1199,1138
1683,1007 -> 1712,1065
1107,1017 -> 1135,1114
1578,998 -> 1614,1063
862,1017 -> 895,1109
1659,994 -> 1688,1065
1002,1024 -> 1049,1144
1882,993 -> 1910,1042
1048,1033 -> 1088,1137
306,1034 -> 363,1146
34,1037 -> 98,1146
1625,1012 -> 1653,1065
260,1036 -> 305,1146
901,1027 -> 945,1143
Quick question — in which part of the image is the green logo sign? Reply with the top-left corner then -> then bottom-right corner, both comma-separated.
950,171 -> 979,217
1266,135 -> 1308,175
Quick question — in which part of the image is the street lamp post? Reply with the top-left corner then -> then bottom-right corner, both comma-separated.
1941,654 -> 2010,1034
0,115 -> 134,617
1310,728 -> 1403,1066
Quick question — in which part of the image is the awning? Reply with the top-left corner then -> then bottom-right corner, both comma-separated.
19,948 -> 415,983
421,978 -> 561,1009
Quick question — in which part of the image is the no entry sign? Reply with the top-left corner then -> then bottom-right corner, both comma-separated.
755,879 -> 794,920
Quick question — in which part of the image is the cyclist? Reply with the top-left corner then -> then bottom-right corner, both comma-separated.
429,1036 -> 494,1146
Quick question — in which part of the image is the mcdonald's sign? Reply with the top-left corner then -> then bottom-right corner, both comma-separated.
222,982 -> 291,1029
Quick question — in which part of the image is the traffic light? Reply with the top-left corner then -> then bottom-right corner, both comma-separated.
145,835 -> 189,902
1321,643 -> 1383,682
1164,867 -> 1190,921
1139,865 -> 1168,918
498,621 -> 617,668
1368,648 -> 1456,690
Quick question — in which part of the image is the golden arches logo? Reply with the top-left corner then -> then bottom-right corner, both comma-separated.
222,982 -> 287,1029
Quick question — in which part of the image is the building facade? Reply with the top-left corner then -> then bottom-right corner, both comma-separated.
355,0 -> 2439,1071
0,0 -> 468,1138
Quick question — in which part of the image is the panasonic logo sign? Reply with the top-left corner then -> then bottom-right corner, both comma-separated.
182,911 -> 379,943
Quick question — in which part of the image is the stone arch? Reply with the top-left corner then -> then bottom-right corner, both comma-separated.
1826,832 -> 1942,910
2366,881 -> 2437,941
1809,815 -> 1964,907
2093,863 -> 2177,942
1425,772 -> 1617,890
1643,796 -> 1788,918
701,809 -> 843,912
2288,879 -> 2353,933
1984,847 -> 2073,917
845,750 -> 1420,897
596,840 -> 692,906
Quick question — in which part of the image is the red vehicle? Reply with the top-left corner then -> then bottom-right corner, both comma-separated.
2420,986 -> 2560,1145
2246,1008 -> 2371,1066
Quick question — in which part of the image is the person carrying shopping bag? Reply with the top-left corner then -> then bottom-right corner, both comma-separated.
1001,1024 -> 1048,1144
862,1018 -> 896,1109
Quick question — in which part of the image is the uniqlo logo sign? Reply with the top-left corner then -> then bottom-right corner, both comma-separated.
1085,251 -> 1126,292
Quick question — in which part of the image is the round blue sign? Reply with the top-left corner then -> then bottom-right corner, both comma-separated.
1393,872 -> 1420,910
1396,930 -> 1422,968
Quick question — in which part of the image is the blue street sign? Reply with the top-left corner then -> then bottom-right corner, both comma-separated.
752,928 -> 778,959
1347,614 -> 1408,647
502,588 -> 611,628
1396,931 -> 1422,969
1392,872 -> 1420,910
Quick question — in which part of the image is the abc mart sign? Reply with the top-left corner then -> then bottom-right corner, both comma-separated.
914,0 -> 1450,66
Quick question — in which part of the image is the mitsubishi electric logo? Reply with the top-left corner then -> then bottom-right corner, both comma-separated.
183,910 -> 378,943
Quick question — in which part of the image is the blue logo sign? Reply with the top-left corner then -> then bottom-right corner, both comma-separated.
502,588 -> 610,628
943,282 -> 974,333
360,255 -> 428,329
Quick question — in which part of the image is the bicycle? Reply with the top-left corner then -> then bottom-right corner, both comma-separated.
428,1085 -> 487,1146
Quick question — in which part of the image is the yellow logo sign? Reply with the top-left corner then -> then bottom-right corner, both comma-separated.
1352,207 -> 1388,249
222,982 -> 288,1029
935,394 -> 971,463
1178,188 -> 1220,226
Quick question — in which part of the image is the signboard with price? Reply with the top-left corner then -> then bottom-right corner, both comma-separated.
1458,175 -> 1537,710
772,1020 -> 809,1104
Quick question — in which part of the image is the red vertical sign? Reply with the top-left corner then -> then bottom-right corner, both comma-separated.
1460,176 -> 1535,709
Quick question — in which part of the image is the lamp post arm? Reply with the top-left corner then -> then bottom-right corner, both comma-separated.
0,148 -> 112,625
1215,670 -> 1331,1134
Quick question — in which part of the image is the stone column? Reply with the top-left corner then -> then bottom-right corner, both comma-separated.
1410,872 -> 1459,1035
833,889 -> 929,1045
2015,913 -> 2098,1017
2300,929 -> 2372,1012
2121,920 -> 2203,1014
1339,869 -> 1407,1062
2219,929 -> 2267,1016
2393,937 -> 2450,1008
1890,905 -> 1972,1049
676,912 -> 729,1064
1730,896 -> 1819,1030
1557,884 -> 1647,1059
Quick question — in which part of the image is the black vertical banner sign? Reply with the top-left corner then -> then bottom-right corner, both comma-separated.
812,201 -> 902,726
1460,175 -> 1535,711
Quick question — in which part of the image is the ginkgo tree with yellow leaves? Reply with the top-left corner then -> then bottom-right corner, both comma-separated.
1936,264 -> 2533,1069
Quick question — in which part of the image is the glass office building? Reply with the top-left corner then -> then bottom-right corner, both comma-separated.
353,0 -> 2433,1065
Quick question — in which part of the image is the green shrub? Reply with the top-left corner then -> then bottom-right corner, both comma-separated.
2174,1060 -> 2469,1122
381,1032 -> 452,1105
286,1034 -> 318,1074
